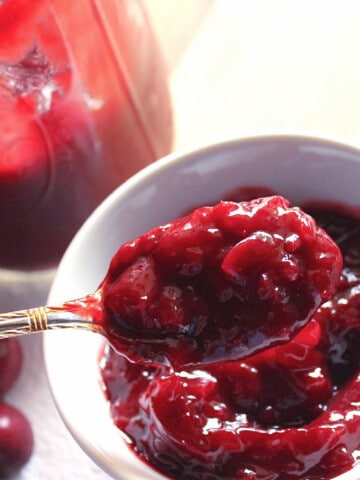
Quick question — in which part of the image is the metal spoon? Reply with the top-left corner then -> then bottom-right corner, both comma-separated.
0,293 -> 103,339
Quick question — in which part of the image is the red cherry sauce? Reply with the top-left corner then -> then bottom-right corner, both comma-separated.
99,196 -> 341,368
100,197 -> 360,480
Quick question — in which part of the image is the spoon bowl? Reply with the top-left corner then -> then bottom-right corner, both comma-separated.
44,133 -> 360,480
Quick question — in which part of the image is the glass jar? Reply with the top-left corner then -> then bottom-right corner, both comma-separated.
0,0 -> 173,273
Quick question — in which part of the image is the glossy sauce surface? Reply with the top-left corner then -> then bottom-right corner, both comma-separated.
100,196 -> 341,368
98,195 -> 360,480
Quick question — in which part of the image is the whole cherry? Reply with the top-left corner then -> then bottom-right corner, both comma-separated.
0,338 -> 23,395
0,402 -> 33,476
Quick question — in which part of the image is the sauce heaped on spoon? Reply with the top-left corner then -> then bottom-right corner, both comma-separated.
93,195 -> 341,368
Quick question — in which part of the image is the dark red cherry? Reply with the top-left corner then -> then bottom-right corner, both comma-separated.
0,402 -> 33,476
0,338 -> 23,394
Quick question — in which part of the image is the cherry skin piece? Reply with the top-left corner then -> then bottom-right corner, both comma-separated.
0,338 -> 23,395
99,196 -> 342,368
0,402 -> 33,476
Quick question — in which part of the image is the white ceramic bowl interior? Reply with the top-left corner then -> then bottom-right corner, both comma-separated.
45,134 -> 360,480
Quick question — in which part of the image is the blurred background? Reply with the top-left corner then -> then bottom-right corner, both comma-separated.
6,0 -> 360,478
148,0 -> 360,150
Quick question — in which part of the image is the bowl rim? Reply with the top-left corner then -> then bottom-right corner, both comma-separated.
77,129 -> 360,215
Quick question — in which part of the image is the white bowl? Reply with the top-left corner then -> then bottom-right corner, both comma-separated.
44,133 -> 360,480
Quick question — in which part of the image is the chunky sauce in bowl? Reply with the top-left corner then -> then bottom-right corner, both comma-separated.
98,193 -> 360,479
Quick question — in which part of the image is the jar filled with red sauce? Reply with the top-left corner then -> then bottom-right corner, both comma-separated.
0,0 -> 173,270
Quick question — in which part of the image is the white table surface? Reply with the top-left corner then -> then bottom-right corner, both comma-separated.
8,1 -> 360,478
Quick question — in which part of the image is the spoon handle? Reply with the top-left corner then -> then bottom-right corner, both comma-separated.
0,304 -> 100,338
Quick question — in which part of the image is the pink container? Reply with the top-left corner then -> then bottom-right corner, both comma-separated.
0,0 -> 173,269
